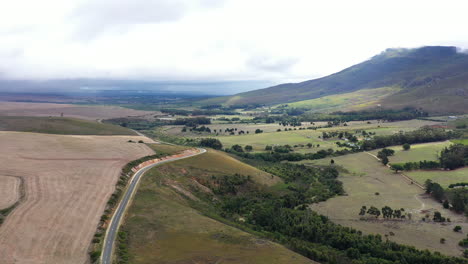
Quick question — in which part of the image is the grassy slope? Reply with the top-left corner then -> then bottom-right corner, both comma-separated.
299,153 -> 468,257
0,116 -> 136,135
283,87 -> 399,112
122,150 -> 314,264
145,143 -> 191,156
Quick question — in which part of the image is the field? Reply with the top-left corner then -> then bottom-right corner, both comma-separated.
369,141 -> 452,163
0,101 -> 155,121
281,87 -> 399,112
0,176 -> 21,210
407,168 -> 468,188
145,143 -> 192,156
299,152 -> 467,257
161,119 -> 443,153
451,139 -> 468,145
0,116 -> 136,135
121,149 -> 313,264
0,132 -> 155,264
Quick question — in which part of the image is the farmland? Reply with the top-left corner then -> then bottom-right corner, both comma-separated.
120,150 -> 313,264
407,168 -> 468,188
299,152 -> 467,257
0,101 -> 155,121
369,140 -> 452,163
0,176 -> 21,210
0,132 -> 154,264
159,119 -> 444,154
0,116 -> 137,135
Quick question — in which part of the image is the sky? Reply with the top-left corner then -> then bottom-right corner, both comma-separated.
1,0 -> 468,94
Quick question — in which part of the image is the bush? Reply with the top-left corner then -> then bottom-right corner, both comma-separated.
403,143 -> 411,150
199,138 -> 223,150
454,226 -> 462,232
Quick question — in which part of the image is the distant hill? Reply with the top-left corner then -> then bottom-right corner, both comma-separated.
202,46 -> 468,114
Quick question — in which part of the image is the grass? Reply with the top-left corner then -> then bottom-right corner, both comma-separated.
145,143 -> 191,156
121,150 -> 314,264
369,141 -> 452,163
451,139 -> 468,145
407,168 -> 468,188
0,116 -> 136,135
282,87 -> 399,112
298,153 -> 468,257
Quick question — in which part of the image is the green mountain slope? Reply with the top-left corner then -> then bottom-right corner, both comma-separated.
205,46 -> 468,113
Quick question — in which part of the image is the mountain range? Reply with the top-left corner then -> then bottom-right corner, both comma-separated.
202,46 -> 468,114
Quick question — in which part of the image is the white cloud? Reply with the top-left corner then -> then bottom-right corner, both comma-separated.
0,0 -> 468,87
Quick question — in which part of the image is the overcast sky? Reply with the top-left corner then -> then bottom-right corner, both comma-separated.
1,0 -> 468,91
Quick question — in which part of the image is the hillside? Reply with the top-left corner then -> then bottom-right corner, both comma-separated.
203,46 -> 468,113
0,116 -> 137,135
119,149 -> 315,264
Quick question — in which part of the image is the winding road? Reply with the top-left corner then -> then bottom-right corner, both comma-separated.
101,148 -> 206,264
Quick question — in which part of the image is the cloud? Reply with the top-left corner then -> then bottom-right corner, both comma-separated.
247,55 -> 299,72
1,0 -> 468,93
70,0 -> 225,39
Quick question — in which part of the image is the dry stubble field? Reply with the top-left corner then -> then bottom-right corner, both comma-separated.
0,101 -> 155,120
0,131 -> 155,264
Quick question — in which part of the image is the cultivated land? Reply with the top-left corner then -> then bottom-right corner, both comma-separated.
0,101 -> 155,120
299,152 -> 468,257
369,141 -> 452,163
0,176 -> 21,210
0,132 -> 155,264
407,168 -> 468,188
120,150 -> 314,264
161,119 -> 443,152
0,116 -> 136,135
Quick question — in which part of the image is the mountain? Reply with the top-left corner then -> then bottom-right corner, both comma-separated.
203,46 -> 468,114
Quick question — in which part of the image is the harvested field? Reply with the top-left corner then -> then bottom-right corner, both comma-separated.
0,132 -> 155,264
0,101 -> 155,121
0,116 -> 136,135
0,176 -> 21,210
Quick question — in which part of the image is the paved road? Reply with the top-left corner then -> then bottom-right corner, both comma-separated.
101,148 -> 206,264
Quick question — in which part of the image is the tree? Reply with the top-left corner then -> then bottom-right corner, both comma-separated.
307,143 -> 312,148
255,129 -> 263,134
330,159 -> 335,165
443,200 -> 450,209
381,206 -> 393,219
231,144 -> 244,152
433,211 -> 445,222
381,156 -> 389,165
367,206 -> 381,218
245,145 -> 253,152
359,206 -> 367,216
390,164 -> 404,173
454,226 -> 462,232
265,145 -> 272,151
199,138 -> 223,150
403,143 -> 411,151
